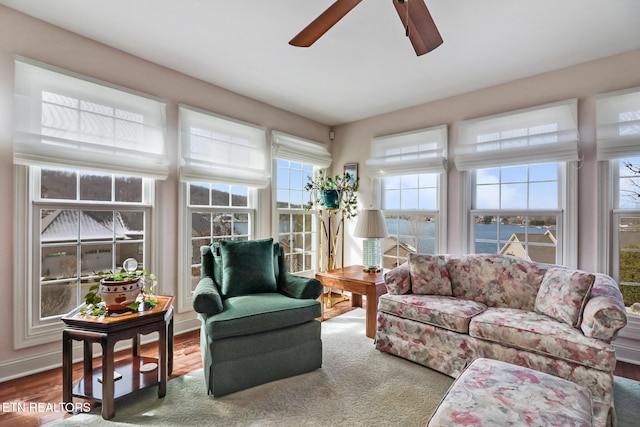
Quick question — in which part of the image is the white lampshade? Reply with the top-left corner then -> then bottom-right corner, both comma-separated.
354,209 -> 389,272
353,209 -> 389,238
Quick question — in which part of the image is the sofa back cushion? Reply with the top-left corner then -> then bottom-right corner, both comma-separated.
447,254 -> 547,310
535,268 -> 595,327
409,254 -> 452,296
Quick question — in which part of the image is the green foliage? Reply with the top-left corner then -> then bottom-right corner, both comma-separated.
621,285 -> 640,307
618,244 -> 640,307
96,268 -> 152,282
304,170 -> 360,219
80,267 -> 158,316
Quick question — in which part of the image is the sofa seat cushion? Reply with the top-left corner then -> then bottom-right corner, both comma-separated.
469,307 -> 617,371
378,294 -> 487,333
204,293 -> 321,340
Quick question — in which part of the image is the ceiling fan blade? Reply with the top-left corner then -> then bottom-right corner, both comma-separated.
290,0 -> 363,47
393,0 -> 443,56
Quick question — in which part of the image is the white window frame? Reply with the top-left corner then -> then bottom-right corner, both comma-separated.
271,131 -> 332,277
274,160 -> 318,275
468,163 -> 567,265
177,106 -> 268,313
456,100 -> 579,267
368,125 -> 448,266
380,172 -> 447,267
13,59 -> 166,349
178,182 -> 258,313
13,166 -> 157,348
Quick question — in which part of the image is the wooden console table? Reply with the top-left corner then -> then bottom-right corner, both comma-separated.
62,295 -> 174,420
315,266 -> 388,338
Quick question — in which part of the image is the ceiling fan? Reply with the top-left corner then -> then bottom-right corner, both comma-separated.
289,0 -> 443,56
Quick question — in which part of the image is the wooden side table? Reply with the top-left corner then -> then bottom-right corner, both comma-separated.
62,295 -> 174,420
315,266 -> 388,338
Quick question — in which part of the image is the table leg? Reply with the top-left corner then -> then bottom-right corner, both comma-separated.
168,315 -> 174,376
100,335 -> 115,420
83,340 -> 93,377
158,322 -> 167,398
132,334 -> 140,357
62,329 -> 73,411
351,293 -> 363,307
365,288 -> 377,339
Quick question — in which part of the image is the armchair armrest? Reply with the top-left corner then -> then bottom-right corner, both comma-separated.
279,273 -> 323,300
384,262 -> 412,295
193,277 -> 224,316
580,273 -> 627,342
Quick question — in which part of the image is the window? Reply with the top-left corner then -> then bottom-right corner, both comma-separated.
382,174 -> 441,268
275,160 -> 316,273
367,125 -> 448,268
13,58 -> 167,348
178,105 -> 267,312
597,86 -> 640,316
456,100 -> 579,266
272,131 -> 332,275
186,182 -> 254,293
37,168 -> 152,319
472,164 -> 560,264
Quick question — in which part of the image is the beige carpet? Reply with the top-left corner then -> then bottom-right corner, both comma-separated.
53,309 -> 454,426
53,309 -> 640,426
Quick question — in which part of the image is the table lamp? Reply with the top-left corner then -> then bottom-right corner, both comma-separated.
353,209 -> 389,273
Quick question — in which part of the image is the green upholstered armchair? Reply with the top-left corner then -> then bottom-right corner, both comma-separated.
192,238 -> 323,397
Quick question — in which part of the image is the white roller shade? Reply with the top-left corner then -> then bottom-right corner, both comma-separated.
596,87 -> 640,161
14,57 -> 169,179
179,104 -> 269,188
366,125 -> 448,177
455,99 -> 579,171
272,131 -> 332,168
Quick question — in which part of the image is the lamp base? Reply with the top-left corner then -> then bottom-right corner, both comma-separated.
362,266 -> 382,273
362,238 -> 383,274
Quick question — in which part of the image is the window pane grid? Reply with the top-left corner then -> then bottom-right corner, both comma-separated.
276,159 -> 316,273
381,172 -> 440,268
614,157 -> 640,314
38,170 -> 149,320
472,214 -> 558,264
475,164 -> 558,210
187,182 -> 253,292
382,213 -> 437,269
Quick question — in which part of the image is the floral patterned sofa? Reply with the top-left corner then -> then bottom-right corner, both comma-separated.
375,254 -> 628,426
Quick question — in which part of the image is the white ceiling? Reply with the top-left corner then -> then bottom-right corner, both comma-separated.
2,0 -> 639,126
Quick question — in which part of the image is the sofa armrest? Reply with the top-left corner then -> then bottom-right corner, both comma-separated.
580,273 -> 627,342
384,262 -> 412,295
279,273 -> 323,299
193,277 -> 224,316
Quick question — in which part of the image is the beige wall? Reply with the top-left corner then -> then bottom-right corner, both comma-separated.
0,6 -> 329,381
332,49 -> 640,268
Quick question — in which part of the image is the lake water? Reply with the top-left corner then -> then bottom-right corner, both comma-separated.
385,220 -> 552,254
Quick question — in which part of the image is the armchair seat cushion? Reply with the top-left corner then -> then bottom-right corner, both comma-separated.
203,293 -> 321,341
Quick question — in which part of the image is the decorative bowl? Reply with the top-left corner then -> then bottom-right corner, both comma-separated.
99,277 -> 142,311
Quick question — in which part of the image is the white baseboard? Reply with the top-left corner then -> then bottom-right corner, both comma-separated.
0,317 -> 201,383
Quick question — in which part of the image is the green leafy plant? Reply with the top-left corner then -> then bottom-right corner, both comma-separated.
80,283 -> 107,316
304,170 -> 360,219
79,265 -> 158,316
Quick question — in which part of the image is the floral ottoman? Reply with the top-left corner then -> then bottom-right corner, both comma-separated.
427,358 -> 594,427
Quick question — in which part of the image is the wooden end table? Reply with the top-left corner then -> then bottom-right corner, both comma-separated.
315,266 -> 388,339
62,295 -> 174,420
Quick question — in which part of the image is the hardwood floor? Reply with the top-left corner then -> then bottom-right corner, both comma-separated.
1,299 -> 638,426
